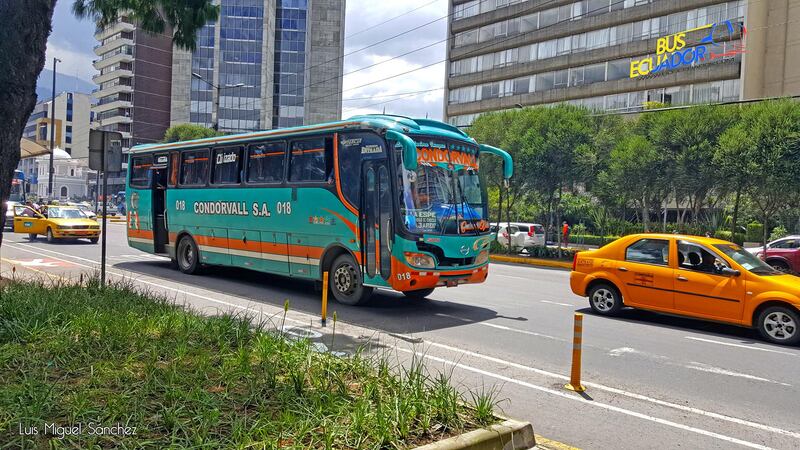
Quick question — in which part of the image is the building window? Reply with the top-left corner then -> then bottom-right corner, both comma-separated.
60,186 -> 68,198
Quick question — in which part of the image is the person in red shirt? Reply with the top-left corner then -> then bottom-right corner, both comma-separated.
562,221 -> 570,248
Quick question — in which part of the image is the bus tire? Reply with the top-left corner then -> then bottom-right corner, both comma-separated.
89,237 -> 99,244
403,288 -> 435,300
28,233 -> 37,240
176,235 -> 202,275
330,254 -> 372,306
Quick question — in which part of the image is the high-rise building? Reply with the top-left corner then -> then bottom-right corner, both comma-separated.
444,0 -> 800,127
170,0 -> 345,132
92,15 -> 174,191
92,15 -> 174,150
23,92 -> 92,160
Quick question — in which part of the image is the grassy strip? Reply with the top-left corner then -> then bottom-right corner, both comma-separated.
0,278 -> 497,449
490,255 -> 573,269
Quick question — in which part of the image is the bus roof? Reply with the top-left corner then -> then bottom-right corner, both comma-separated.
129,115 -> 475,154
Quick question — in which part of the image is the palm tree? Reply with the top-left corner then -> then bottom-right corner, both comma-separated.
0,0 -> 218,246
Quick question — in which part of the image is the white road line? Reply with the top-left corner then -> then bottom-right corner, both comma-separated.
397,347 -> 773,450
685,336 -> 800,357
420,339 -> 800,441
541,300 -> 573,307
7,243 -> 800,442
685,362 -> 792,387
434,313 -> 565,341
492,274 -> 530,281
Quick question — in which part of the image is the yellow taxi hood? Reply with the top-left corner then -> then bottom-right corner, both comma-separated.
49,218 -> 99,226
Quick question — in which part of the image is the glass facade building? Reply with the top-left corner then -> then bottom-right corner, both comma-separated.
173,0 -> 344,132
443,0 -> 798,127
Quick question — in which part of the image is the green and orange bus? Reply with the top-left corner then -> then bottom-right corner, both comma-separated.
125,115 -> 512,305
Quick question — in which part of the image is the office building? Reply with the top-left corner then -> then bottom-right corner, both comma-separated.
22,92 -> 92,160
444,0 -> 800,126
170,0 -> 345,132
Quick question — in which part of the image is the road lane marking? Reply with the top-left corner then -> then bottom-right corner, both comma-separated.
8,243 -> 800,442
607,347 -> 667,360
541,300 -> 573,307
685,362 -> 792,387
434,313 -> 565,342
493,274 -> 530,281
417,339 -> 800,441
397,347 -> 774,450
685,336 -> 800,357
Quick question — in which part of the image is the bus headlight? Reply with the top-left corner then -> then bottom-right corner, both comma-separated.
404,252 -> 436,269
474,250 -> 489,265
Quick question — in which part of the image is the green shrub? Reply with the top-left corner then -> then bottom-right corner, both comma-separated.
571,234 -> 621,246
746,222 -> 764,242
769,225 -> 789,242
524,246 -> 580,260
714,230 -> 746,245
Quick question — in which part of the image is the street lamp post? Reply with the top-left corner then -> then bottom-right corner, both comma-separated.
192,72 -> 244,132
47,57 -> 62,199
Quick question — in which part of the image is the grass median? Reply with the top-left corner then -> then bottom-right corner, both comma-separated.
0,278 -> 497,449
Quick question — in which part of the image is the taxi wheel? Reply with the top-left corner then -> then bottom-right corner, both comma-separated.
588,283 -> 623,316
46,228 -> 55,243
28,233 -> 37,240
757,306 -> 800,346
403,288 -> 435,300
330,254 -> 372,306
89,237 -> 99,244
176,236 -> 202,275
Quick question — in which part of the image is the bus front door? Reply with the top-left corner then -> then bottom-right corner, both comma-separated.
151,154 -> 169,253
361,160 -> 392,282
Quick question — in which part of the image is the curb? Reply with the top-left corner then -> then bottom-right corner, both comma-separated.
414,419 -> 536,450
490,255 -> 572,270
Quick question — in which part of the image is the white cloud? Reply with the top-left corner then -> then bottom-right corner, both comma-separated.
45,41 -> 96,82
341,0 -> 448,120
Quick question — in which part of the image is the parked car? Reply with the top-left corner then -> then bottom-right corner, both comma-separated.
749,236 -> 800,274
492,222 -> 546,250
4,201 -> 19,231
570,233 -> 800,345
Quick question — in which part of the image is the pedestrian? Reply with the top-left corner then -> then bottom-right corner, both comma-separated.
562,221 -> 570,248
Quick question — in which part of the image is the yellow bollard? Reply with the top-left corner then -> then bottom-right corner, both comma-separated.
565,312 -> 586,392
321,271 -> 329,326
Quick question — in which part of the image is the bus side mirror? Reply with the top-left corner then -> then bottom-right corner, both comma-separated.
386,130 -> 417,171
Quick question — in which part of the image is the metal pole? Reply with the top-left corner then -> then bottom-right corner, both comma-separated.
213,84 -> 220,132
101,135 -> 108,288
47,58 -> 60,198
94,170 -> 100,213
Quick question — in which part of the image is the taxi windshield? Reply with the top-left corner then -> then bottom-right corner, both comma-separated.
48,208 -> 86,219
397,138 -> 488,235
713,244 -> 781,275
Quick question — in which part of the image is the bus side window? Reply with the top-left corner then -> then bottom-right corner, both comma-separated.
247,141 -> 285,183
180,149 -> 210,186
289,137 -> 326,182
130,155 -> 153,189
168,152 -> 179,187
212,146 -> 242,184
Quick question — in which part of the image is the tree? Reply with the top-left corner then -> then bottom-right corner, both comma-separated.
163,124 -> 221,143
0,0 -> 218,248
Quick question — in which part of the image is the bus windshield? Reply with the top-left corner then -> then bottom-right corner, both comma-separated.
10,171 -> 24,202
398,139 -> 488,235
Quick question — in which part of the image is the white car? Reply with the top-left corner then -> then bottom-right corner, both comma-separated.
4,201 -> 19,231
493,222 -> 546,249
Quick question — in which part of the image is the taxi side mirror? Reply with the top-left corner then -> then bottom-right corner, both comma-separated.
719,267 -> 741,277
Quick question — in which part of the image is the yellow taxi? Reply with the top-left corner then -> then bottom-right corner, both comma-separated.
570,234 -> 800,345
13,205 -> 100,243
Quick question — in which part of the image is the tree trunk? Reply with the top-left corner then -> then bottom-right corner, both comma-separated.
730,187 -> 741,243
641,193 -> 649,232
0,0 -> 56,250
762,210 -> 769,252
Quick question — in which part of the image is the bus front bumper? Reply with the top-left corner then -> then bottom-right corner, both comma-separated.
390,257 -> 490,291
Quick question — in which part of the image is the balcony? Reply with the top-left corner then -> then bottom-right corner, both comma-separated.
94,18 -> 135,41
93,36 -> 134,57
95,114 -> 133,127
93,47 -> 134,70
92,68 -> 133,85
93,98 -> 133,114
92,82 -> 133,99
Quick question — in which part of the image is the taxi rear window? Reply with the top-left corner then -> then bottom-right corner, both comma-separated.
625,239 -> 669,266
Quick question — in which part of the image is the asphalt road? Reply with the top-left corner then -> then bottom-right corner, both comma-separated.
2,224 -> 800,449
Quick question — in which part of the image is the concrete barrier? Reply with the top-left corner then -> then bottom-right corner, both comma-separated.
490,255 -> 572,270
413,419 -> 536,450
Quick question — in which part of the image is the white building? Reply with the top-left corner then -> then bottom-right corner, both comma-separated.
17,148 -> 95,201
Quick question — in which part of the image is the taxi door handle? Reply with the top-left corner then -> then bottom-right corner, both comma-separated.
617,267 -> 629,272
676,276 -> 689,282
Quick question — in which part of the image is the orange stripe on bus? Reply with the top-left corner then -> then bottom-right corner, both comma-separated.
128,228 -> 154,239
323,208 -> 359,238
333,133 -> 359,216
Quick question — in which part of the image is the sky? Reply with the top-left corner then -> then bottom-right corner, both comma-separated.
45,0 -> 449,121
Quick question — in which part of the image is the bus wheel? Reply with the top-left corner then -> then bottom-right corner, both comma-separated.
28,233 -> 37,240
330,254 -> 372,306
176,236 -> 201,275
403,288 -> 435,300
89,237 -> 99,244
